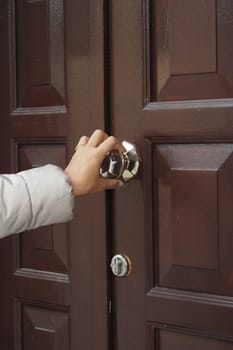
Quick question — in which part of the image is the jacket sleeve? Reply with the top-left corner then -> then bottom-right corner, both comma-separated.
0,165 -> 74,238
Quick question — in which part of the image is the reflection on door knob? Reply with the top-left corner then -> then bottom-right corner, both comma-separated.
110,254 -> 132,277
100,141 -> 140,182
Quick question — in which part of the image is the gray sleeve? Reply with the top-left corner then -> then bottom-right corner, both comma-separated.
0,165 -> 74,238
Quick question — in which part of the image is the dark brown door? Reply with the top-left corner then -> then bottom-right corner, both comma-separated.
107,1 -> 233,349
0,1 -> 108,349
2,1 -> 233,350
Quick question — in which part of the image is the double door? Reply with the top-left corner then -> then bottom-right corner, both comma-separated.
1,1 -> 233,349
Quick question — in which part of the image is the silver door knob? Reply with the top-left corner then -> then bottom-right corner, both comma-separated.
110,254 -> 132,277
100,141 -> 140,182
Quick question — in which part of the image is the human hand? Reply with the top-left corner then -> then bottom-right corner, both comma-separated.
65,129 -> 125,196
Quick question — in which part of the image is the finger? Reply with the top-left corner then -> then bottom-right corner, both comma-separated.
87,129 -> 109,147
97,136 -> 122,157
115,142 -> 126,153
75,136 -> 89,151
78,136 -> 89,146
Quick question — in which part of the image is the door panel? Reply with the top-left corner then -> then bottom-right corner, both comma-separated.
108,0 -> 233,349
156,143 -> 233,294
16,0 -> 65,107
152,0 -> 233,101
18,143 -> 68,273
149,326 -> 233,350
22,306 -> 69,350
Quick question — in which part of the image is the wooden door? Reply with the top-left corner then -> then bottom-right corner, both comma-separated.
0,1 -> 108,349
107,1 -> 233,349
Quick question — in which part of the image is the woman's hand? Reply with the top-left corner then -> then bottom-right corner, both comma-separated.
65,129 -> 124,196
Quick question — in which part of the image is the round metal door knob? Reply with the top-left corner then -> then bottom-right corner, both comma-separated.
100,141 -> 140,183
110,254 -> 132,277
